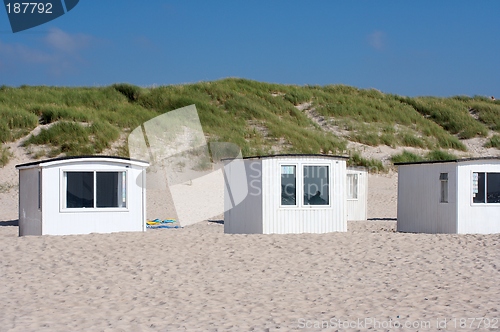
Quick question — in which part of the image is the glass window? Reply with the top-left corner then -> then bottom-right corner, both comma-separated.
303,165 -> 329,205
38,170 -> 42,210
65,171 -> 127,209
347,174 -> 358,199
473,172 -> 484,203
440,173 -> 448,203
487,173 -> 500,203
281,165 -> 296,205
473,172 -> 500,204
96,172 -> 126,208
66,172 -> 94,208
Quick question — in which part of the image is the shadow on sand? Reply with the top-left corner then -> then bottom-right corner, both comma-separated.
207,219 -> 224,225
0,219 -> 19,226
368,217 -> 397,221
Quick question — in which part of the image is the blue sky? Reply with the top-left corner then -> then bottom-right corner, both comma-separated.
0,1 -> 498,97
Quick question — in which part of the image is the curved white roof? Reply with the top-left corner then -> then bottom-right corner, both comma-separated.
16,155 -> 149,170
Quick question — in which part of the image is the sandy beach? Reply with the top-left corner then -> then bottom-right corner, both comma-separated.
1,172 -> 500,331
1,218 -> 500,331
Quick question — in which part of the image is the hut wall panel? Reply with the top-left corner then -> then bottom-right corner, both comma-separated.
18,168 -> 42,236
262,156 -> 346,234
41,162 -> 145,235
457,161 -> 500,234
346,167 -> 368,221
224,159 -> 263,234
397,163 -> 457,233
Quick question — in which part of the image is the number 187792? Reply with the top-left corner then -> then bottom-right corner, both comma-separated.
5,2 -> 53,14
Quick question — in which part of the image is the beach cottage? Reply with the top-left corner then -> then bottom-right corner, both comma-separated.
16,156 -> 149,236
223,154 -> 348,234
346,167 -> 368,221
396,157 -> 500,234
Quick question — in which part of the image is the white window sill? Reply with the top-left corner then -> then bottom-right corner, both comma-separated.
61,208 -> 129,213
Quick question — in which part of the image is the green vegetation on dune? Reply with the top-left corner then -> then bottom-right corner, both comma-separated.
391,149 -> 458,164
485,135 -> 500,149
312,86 -> 468,151
0,79 -> 499,168
23,121 -> 120,157
348,151 -> 385,173
397,96 -> 489,139
0,145 -> 11,167
128,79 -> 348,156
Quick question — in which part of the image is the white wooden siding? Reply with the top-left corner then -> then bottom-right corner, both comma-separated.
223,155 -> 347,234
17,157 -> 148,236
43,162 -> 144,235
456,161 -> 500,234
262,156 -> 346,234
346,167 -> 368,221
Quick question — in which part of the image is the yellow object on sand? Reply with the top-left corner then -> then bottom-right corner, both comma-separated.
146,221 -> 160,225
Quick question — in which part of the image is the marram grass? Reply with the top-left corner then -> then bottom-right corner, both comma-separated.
0,79 -> 498,168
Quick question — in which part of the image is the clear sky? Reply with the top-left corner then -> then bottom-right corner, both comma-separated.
0,1 -> 498,97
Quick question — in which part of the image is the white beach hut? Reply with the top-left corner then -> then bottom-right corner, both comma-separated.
223,154 -> 348,234
16,156 -> 149,236
396,157 -> 500,234
346,167 -> 368,221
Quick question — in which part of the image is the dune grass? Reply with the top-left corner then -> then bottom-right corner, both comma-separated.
348,151 -> 385,173
0,145 -> 12,167
397,96 -> 489,139
485,135 -> 500,149
132,79 -> 348,156
0,106 -> 39,142
23,121 -> 120,157
391,149 -> 457,164
454,95 -> 500,131
311,87 -> 468,151
390,150 -> 423,164
1,79 -> 499,167
425,149 -> 457,161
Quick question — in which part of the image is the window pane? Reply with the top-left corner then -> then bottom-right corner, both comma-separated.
440,173 -> 448,203
440,181 -> 448,203
487,173 -> 500,203
347,174 -> 358,199
38,171 -> 41,209
304,166 -> 329,205
67,172 -> 94,208
473,172 -> 485,203
281,165 -> 296,205
96,172 -> 126,208
121,171 -> 126,207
